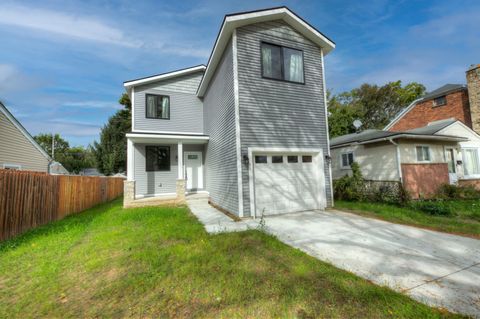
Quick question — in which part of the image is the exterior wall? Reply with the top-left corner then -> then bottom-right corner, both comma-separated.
0,111 -> 49,172
401,163 -> 449,198
133,72 -> 204,134
466,64 -> 480,134
236,20 -> 332,216
331,143 -> 399,181
389,90 -> 472,132
133,143 -> 178,197
203,40 -> 239,215
398,140 -> 456,164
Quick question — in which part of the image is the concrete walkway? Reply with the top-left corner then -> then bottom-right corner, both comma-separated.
187,198 -> 480,317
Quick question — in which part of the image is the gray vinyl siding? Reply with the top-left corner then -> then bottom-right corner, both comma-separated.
134,143 -> 178,197
0,110 -> 50,172
236,20 -> 333,216
133,72 -> 204,134
203,40 -> 239,215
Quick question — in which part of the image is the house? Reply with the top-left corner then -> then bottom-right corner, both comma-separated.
330,119 -> 480,197
0,100 -> 68,174
385,64 -> 480,134
123,7 -> 335,217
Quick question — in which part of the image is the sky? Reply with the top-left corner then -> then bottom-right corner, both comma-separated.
0,0 -> 479,147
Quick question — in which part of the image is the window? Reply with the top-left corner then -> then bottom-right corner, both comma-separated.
3,163 -> 21,170
416,146 -> 431,162
146,146 -> 170,171
187,155 -> 198,160
146,94 -> 170,119
272,156 -> 283,163
287,156 -> 298,163
302,155 -> 313,163
261,42 -> 304,83
341,152 -> 354,168
433,95 -> 447,107
462,148 -> 480,176
255,156 -> 267,164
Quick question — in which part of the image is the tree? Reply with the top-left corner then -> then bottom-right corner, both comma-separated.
93,94 -> 131,175
328,81 -> 426,137
34,133 -> 70,158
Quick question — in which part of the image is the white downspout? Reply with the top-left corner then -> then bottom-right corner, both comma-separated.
388,138 -> 402,182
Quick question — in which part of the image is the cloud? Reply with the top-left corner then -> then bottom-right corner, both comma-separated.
0,64 -> 43,95
25,118 -> 101,138
0,4 -> 141,47
63,101 -> 122,110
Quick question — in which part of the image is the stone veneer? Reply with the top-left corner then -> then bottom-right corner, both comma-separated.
123,179 -> 186,208
467,64 -> 480,134
123,180 -> 135,207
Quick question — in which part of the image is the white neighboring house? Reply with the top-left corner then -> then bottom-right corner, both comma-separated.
0,100 -> 68,174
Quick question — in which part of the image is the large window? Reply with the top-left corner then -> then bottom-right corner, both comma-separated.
145,146 -> 170,171
146,94 -> 170,119
416,146 -> 431,162
261,42 -> 304,83
462,148 -> 480,176
341,152 -> 354,168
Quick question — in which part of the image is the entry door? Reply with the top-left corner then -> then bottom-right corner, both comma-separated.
445,148 -> 457,184
184,151 -> 203,190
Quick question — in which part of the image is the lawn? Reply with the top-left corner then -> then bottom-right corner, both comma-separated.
335,200 -> 480,238
0,198 -> 464,318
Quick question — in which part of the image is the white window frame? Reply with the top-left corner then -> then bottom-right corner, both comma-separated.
3,163 -> 22,170
340,151 -> 354,169
461,147 -> 480,179
415,145 -> 431,163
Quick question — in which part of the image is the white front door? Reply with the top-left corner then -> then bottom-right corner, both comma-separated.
184,151 -> 203,190
445,148 -> 458,184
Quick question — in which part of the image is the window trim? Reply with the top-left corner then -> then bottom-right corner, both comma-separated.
415,145 -> 432,163
2,163 -> 22,170
432,95 -> 447,107
260,41 -> 305,85
145,145 -> 171,172
340,151 -> 354,169
145,94 -> 170,120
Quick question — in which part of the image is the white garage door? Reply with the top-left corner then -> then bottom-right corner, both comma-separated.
253,152 -> 325,216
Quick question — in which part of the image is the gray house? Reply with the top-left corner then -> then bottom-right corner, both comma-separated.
123,7 -> 335,217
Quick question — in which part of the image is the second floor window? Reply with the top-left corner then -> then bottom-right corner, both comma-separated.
146,94 -> 170,119
433,95 -> 447,107
261,42 -> 304,83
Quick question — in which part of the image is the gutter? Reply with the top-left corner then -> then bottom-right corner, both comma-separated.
388,138 -> 403,182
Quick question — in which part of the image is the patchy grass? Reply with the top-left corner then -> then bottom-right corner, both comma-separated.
335,200 -> 480,238
0,198 -> 465,318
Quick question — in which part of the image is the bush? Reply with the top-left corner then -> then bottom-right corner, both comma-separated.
333,162 -> 365,201
408,200 -> 452,216
436,184 -> 480,200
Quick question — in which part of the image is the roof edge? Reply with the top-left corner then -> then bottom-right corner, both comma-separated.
124,65 -> 206,88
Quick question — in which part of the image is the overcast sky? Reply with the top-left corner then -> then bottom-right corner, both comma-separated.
1,0 -> 479,146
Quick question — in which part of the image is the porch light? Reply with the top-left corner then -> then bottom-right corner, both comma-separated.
242,155 -> 249,165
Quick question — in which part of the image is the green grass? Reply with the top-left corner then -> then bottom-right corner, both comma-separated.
335,200 -> 480,238
0,198 -> 464,318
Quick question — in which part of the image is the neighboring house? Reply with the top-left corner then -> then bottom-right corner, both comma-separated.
331,119 -> 480,197
385,64 -> 480,134
123,7 -> 335,217
0,100 -> 68,173
80,168 -> 104,176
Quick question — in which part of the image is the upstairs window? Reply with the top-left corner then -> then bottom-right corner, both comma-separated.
416,146 -> 431,162
433,95 -> 447,107
146,146 -> 170,171
146,94 -> 170,119
341,152 -> 354,168
261,42 -> 304,83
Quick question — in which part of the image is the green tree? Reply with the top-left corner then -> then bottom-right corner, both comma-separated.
34,133 -> 70,158
93,94 -> 131,175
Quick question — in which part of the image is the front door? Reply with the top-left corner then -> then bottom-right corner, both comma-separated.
184,151 -> 203,190
445,148 -> 457,184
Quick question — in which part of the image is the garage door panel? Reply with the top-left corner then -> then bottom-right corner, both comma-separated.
254,152 -> 323,216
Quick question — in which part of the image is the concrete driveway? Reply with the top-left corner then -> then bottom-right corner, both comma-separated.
261,210 -> 480,318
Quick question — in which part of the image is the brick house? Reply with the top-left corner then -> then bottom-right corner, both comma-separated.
385,64 -> 480,134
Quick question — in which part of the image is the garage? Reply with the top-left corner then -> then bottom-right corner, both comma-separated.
252,151 -> 325,216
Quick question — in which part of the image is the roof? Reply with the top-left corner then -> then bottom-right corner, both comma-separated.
331,123 -> 467,149
123,65 -> 206,89
196,6 -> 335,97
0,100 -> 52,161
384,84 -> 466,130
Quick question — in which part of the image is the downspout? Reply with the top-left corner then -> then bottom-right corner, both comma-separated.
388,138 -> 402,183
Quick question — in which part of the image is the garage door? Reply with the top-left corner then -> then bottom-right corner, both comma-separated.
253,152 -> 324,216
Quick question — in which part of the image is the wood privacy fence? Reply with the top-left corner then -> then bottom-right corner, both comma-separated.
0,169 -> 124,241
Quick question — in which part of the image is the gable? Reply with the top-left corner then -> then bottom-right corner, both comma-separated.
437,121 -> 480,143
135,71 -> 204,95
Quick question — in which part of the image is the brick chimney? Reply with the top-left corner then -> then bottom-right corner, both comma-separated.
467,64 -> 480,133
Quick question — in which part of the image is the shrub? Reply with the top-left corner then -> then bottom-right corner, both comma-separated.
408,200 -> 452,216
436,184 -> 480,200
333,162 -> 365,201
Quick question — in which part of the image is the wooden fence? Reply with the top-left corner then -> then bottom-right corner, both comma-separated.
0,169 -> 124,241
